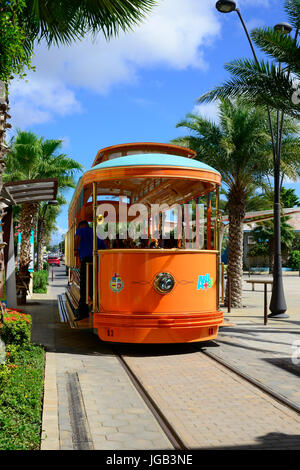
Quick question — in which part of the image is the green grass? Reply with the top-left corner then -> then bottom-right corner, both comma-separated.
0,344 -> 45,450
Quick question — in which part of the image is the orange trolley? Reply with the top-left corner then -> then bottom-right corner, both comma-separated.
64,143 -> 223,343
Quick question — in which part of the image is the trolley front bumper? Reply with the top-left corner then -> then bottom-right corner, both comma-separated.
94,310 -> 223,343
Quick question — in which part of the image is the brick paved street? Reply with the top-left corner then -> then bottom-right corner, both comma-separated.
119,344 -> 300,449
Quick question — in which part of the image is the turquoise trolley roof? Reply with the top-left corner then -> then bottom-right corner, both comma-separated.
87,153 -> 220,175
69,153 -> 221,216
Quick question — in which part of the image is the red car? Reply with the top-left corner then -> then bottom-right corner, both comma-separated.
48,255 -> 60,266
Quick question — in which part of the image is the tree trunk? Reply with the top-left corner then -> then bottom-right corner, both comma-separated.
225,192 -> 246,308
37,217 -> 45,271
19,202 -> 39,275
0,83 -> 11,166
0,85 -> 11,297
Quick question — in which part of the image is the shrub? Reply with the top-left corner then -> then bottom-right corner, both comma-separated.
0,344 -> 45,450
288,250 -> 300,271
0,364 -> 11,394
248,244 -> 269,257
0,310 -> 31,347
33,270 -> 49,294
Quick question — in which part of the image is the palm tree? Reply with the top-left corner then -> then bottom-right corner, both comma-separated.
198,1 -> 300,118
250,217 -> 295,273
172,99 -> 296,307
245,185 -> 299,272
4,131 -> 82,277
22,1 -> 156,47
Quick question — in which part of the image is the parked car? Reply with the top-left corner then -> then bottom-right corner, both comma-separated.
48,254 -> 60,266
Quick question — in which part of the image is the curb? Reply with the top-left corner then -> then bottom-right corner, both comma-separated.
41,352 -> 60,450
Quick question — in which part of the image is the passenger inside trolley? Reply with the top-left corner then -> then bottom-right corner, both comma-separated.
75,220 -> 106,320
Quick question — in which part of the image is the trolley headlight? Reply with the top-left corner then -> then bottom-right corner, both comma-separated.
154,273 -> 175,294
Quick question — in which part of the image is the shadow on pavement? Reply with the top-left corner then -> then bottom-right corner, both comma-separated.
210,337 -> 290,356
263,357 -> 300,377
113,340 -> 219,358
198,432 -> 300,450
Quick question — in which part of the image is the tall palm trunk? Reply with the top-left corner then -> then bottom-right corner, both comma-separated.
19,202 -> 39,275
0,86 -> 11,296
226,191 -> 246,308
37,217 -> 45,271
0,83 -> 11,163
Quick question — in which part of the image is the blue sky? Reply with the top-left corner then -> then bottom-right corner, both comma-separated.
9,0 -> 298,244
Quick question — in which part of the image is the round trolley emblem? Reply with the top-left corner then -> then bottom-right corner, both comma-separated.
110,273 -> 124,293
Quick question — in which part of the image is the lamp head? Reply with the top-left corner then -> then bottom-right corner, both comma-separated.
47,200 -> 59,206
274,22 -> 293,34
216,0 -> 236,13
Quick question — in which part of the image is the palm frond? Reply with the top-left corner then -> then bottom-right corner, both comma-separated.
251,27 -> 300,70
23,0 -> 157,46
198,59 -> 300,118
285,0 -> 300,30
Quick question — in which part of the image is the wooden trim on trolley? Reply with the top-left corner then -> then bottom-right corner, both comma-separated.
85,166 -> 221,185
92,182 -> 98,313
92,142 -> 197,167
97,249 -> 220,254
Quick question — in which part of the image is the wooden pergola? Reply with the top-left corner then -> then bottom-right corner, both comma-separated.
0,178 -> 58,307
3,178 -> 58,205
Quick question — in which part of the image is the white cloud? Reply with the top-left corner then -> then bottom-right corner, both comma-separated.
10,77 -> 81,128
193,102 -> 219,123
51,225 -> 67,244
9,0 -> 222,127
55,226 -> 67,235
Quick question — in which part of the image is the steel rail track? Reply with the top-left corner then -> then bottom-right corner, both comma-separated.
113,348 -> 187,450
112,341 -> 300,452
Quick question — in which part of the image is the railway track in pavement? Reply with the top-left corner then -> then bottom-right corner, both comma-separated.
113,347 -> 186,450
113,342 -> 300,450
201,347 -> 300,417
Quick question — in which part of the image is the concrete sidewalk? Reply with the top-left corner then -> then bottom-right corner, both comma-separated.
21,265 -> 171,450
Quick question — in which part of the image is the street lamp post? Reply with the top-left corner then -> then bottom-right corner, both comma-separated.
215,1 -> 291,318
37,200 -> 58,271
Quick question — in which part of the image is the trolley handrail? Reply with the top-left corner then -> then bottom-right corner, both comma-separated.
85,262 -> 92,305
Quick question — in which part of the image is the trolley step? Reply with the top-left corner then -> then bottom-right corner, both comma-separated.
57,294 -> 68,323
59,291 -> 93,330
